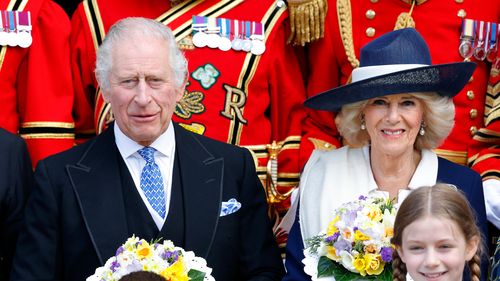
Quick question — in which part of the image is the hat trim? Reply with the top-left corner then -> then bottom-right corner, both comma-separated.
352,64 -> 429,82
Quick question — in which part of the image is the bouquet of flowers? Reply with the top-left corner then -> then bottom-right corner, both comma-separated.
303,195 -> 397,281
87,236 -> 214,281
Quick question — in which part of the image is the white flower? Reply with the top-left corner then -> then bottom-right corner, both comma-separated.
338,250 -> 356,273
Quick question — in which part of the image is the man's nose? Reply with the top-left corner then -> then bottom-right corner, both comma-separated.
134,80 -> 152,105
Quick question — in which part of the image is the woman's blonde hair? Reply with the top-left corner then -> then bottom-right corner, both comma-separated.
335,93 -> 455,150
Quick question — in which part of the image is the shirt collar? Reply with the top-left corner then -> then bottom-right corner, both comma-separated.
114,121 -> 176,159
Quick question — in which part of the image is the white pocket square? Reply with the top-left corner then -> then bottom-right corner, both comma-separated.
220,198 -> 241,217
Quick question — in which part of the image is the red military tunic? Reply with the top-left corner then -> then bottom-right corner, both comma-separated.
70,0 -> 320,244
0,0 -> 74,167
308,0 -> 500,181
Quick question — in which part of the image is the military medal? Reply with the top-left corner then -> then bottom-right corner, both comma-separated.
218,18 -> 231,51
206,17 -> 220,48
0,11 -> 8,46
459,19 -> 475,59
5,11 -> 18,47
192,16 -> 208,48
231,19 -> 243,51
250,21 -> 265,55
486,22 -> 498,63
241,21 -> 253,52
473,21 -> 487,61
16,11 -> 32,48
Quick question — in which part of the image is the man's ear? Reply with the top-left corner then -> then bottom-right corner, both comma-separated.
175,75 -> 188,102
102,89 -> 111,103
465,235 -> 480,261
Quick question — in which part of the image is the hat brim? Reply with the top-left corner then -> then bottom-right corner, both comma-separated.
305,62 -> 476,112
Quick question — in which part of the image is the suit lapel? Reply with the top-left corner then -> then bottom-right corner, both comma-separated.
174,123 -> 223,258
67,125 -> 128,264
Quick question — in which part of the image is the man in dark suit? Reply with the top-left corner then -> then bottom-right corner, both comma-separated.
0,129 -> 33,281
11,17 -> 284,281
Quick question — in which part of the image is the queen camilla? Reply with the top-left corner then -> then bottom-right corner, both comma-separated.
283,28 -> 488,281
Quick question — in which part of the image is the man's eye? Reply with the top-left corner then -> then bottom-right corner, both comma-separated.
121,79 -> 137,86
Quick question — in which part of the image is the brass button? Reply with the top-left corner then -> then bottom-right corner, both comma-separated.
470,109 -> 477,119
366,9 -> 376,19
455,0 -> 463,3
366,27 -> 376,37
470,126 -> 477,136
370,0 -> 378,3
467,90 -> 474,100
457,9 -> 466,18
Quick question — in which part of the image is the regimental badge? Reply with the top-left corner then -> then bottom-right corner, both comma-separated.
191,63 -> 220,89
178,35 -> 195,50
0,10 -> 32,48
460,19 -> 499,62
191,15 -> 266,55
175,84 -> 205,119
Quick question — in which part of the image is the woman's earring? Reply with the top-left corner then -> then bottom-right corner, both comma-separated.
419,121 -> 426,136
360,116 -> 366,130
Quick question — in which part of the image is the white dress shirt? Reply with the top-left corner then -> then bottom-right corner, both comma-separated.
114,121 -> 176,230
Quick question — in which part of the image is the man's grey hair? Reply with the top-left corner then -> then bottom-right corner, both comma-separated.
95,17 -> 188,91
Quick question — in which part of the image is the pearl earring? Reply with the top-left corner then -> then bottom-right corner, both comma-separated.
419,121 -> 426,136
360,116 -> 366,130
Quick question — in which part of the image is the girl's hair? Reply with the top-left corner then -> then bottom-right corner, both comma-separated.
118,271 -> 167,281
391,184 -> 483,281
335,93 -> 454,150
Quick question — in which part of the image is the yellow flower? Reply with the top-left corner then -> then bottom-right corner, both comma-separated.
364,253 -> 385,275
354,230 -> 370,241
160,258 -> 189,281
366,206 -> 383,222
326,216 -> 340,236
385,227 -> 394,238
353,256 -> 367,276
326,245 -> 338,260
364,243 -> 377,254
136,240 -> 153,259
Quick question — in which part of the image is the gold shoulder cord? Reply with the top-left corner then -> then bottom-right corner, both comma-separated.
337,0 -> 359,70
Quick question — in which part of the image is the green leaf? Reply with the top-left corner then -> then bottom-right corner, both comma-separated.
316,256 -> 393,281
188,269 -> 206,281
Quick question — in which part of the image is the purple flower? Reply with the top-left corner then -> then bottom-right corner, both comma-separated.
380,247 -> 393,262
325,232 -> 340,243
358,195 -> 367,200
333,237 -> 352,253
110,260 -> 120,272
115,246 -> 124,256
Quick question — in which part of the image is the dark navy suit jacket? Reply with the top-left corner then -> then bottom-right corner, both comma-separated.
0,129 -> 33,281
283,157 -> 488,281
11,123 -> 284,281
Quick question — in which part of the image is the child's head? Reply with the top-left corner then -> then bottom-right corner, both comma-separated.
391,184 -> 482,281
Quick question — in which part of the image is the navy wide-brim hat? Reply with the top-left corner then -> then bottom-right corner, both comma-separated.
305,28 -> 476,112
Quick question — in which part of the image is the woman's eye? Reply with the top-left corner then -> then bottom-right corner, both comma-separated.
401,100 -> 416,106
372,99 -> 387,106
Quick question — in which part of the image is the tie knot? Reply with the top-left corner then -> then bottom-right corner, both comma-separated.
138,147 -> 157,163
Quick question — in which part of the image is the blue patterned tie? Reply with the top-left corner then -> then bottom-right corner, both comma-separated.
138,147 -> 166,218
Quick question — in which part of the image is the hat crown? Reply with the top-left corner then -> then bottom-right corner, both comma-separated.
359,28 -> 432,67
